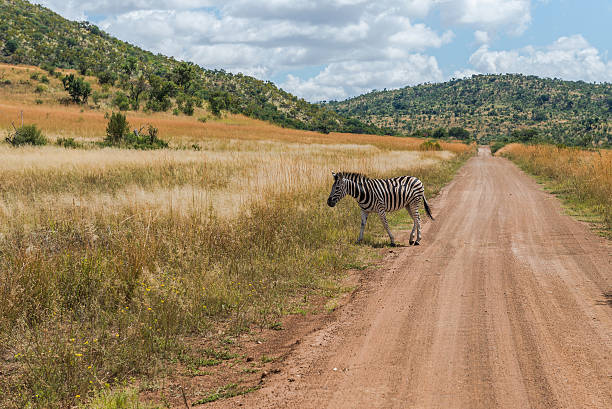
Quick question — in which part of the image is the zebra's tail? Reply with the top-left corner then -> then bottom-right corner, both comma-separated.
423,196 -> 435,220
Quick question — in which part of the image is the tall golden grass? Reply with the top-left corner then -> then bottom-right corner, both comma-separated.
0,62 -> 475,408
0,131 -> 472,408
498,143 -> 612,232
1,64 -> 473,153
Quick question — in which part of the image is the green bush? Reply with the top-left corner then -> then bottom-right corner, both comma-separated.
62,74 -> 91,104
182,99 -> 194,116
104,114 -> 168,149
3,39 -> 18,55
5,124 -> 47,146
56,137 -> 82,149
112,92 -> 130,111
105,112 -> 130,144
97,71 -> 117,86
41,63 -> 55,75
490,141 -> 506,154
432,127 -> 448,139
92,91 -> 109,105
419,140 -> 442,151
448,126 -> 470,140
121,125 -> 169,150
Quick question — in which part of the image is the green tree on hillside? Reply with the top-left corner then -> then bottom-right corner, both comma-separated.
3,39 -> 18,55
448,127 -> 470,140
146,74 -> 176,112
173,62 -> 197,92
62,74 -> 91,104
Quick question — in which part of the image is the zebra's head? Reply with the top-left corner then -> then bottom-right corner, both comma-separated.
327,172 -> 346,207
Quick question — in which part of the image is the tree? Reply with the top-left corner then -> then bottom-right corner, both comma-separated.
173,62 -> 196,92
432,127 -> 448,139
98,71 -> 117,85
146,74 -> 176,112
3,39 -> 18,55
208,91 -> 231,117
129,74 -> 148,110
62,74 -> 91,104
122,56 -> 137,76
448,127 -> 470,140
105,112 -> 130,144
510,128 -> 539,143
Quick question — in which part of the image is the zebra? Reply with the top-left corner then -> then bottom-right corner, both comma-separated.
327,172 -> 434,246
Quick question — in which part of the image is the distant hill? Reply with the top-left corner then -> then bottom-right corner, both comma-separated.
326,74 -> 612,146
0,0 -> 387,135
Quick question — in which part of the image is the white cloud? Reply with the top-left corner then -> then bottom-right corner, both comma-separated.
281,55 -> 443,101
452,68 -> 481,79
469,35 -> 612,82
46,0 -> 611,103
440,0 -> 531,35
474,30 -> 490,45
88,1 -> 453,101
38,1 -> 215,19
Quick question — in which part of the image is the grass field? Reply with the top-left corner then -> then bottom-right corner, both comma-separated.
498,143 -> 612,236
0,63 -> 473,408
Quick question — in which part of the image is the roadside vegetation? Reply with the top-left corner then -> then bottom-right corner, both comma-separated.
498,143 -> 612,237
0,112 -> 473,408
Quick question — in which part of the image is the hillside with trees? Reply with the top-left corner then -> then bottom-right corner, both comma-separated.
327,74 -> 611,146
0,0 -> 387,134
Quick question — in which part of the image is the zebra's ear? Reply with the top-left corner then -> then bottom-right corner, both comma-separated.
332,171 -> 337,179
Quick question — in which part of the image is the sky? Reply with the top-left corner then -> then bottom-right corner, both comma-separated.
37,0 -> 612,102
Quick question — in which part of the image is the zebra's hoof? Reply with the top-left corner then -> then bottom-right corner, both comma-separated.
390,242 -> 396,247
414,241 -> 420,246
409,240 -> 414,245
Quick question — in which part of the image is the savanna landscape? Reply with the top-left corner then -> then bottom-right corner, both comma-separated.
0,62 -> 472,408
0,0 -> 611,408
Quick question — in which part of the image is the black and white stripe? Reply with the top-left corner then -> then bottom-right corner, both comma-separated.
327,172 -> 434,246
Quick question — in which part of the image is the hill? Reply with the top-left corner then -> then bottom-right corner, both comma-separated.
0,0 -> 387,134
326,74 -> 612,146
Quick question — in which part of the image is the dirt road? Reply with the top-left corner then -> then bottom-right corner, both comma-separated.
213,147 -> 612,408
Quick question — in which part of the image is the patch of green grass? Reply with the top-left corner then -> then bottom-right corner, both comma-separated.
269,322 -> 283,331
193,383 -> 260,404
204,348 -> 238,361
81,387 -> 164,409
260,355 -> 275,364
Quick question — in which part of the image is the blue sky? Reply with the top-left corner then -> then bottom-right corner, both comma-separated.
38,1 -> 611,102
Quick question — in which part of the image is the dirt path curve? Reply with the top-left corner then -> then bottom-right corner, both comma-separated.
213,147 -> 612,408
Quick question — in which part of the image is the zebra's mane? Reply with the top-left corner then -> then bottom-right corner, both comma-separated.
338,172 -> 370,184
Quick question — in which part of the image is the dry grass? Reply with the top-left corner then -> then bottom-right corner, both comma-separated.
0,64 -> 472,153
0,62 -> 474,409
0,99 -> 472,152
0,135 -> 472,409
498,143 -> 612,233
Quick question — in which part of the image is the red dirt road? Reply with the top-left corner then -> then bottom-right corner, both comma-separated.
212,147 -> 612,408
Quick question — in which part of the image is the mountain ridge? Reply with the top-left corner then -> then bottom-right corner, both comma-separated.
326,73 -> 611,146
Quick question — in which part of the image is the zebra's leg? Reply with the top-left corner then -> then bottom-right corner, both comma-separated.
406,205 -> 416,245
378,211 -> 395,246
357,210 -> 368,244
410,202 -> 422,245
